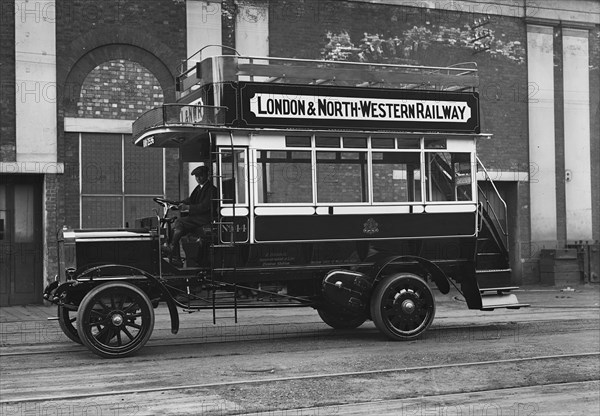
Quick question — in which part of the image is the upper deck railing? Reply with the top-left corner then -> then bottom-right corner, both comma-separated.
176,54 -> 479,98
132,104 -> 227,147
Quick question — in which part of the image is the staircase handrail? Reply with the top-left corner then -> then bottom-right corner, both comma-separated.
177,44 -> 241,77
476,157 -> 508,241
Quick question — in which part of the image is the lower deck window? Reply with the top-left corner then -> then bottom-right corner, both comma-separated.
317,151 -> 367,203
372,152 -> 421,202
257,150 -> 312,203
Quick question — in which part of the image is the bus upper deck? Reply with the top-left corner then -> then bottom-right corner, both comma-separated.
132,54 -> 481,148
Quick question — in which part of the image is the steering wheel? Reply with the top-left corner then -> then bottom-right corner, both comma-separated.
153,197 -> 180,210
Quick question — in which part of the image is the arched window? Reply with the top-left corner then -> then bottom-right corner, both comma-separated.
76,60 -> 166,228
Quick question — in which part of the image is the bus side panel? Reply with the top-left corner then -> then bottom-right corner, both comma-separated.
254,212 -> 476,242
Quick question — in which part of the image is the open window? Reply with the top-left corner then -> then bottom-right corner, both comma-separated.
425,152 -> 473,202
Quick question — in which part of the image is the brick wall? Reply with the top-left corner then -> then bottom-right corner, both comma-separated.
44,174 -> 61,281
63,132 -> 80,228
269,1 -> 530,173
0,2 -> 16,161
77,59 -> 164,120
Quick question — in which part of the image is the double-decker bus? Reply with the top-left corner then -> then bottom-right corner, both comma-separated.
44,52 -> 527,358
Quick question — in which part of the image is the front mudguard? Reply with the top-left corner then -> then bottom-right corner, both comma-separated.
44,264 -> 180,335
43,280 -> 60,302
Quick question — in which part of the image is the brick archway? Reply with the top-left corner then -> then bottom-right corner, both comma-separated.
62,43 -> 177,116
59,24 -> 182,115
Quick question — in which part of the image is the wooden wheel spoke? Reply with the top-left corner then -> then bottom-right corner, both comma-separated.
94,324 -> 110,340
103,327 -> 116,344
122,302 -> 139,314
87,317 -> 109,327
90,308 -> 106,317
122,327 -> 135,341
116,330 -> 123,346
126,321 -> 142,330
96,299 -> 111,312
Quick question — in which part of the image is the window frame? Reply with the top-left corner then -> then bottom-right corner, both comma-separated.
251,134 -> 476,207
256,149 -> 314,205
218,146 -> 250,208
423,150 -> 475,204
79,133 -> 166,228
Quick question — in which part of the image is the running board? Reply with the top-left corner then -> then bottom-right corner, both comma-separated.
479,287 -> 530,311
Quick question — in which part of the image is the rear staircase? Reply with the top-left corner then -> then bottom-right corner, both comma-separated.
475,158 -> 528,310
429,154 -> 528,310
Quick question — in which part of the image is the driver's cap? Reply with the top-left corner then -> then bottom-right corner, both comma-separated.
191,162 -> 209,176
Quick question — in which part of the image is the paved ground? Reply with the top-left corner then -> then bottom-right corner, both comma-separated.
1,283 -> 598,415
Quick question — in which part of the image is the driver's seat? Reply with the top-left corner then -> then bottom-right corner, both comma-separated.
181,224 -> 213,267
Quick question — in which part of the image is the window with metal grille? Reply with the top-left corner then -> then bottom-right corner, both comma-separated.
80,133 -> 165,228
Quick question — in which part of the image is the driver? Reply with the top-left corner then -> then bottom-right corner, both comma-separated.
164,163 -> 216,267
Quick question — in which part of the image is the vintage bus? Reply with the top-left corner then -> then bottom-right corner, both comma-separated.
44,53 -> 527,358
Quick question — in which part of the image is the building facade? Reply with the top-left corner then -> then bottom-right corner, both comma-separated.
0,0 -> 598,305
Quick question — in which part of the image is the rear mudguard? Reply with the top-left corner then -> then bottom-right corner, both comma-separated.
321,254 -> 452,314
368,254 -> 451,294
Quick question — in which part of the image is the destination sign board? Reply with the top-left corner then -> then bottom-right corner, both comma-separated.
238,83 -> 480,133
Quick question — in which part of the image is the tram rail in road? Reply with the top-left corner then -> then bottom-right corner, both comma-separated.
0,316 -> 598,356
1,287 -> 598,414
1,353 -> 599,413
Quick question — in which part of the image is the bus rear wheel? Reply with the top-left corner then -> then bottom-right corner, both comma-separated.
76,282 -> 155,358
317,308 -> 367,329
370,273 -> 435,340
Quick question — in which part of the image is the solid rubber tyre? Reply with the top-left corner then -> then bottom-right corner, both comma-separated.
370,273 -> 435,340
58,305 -> 82,344
317,308 -> 367,329
76,282 -> 155,358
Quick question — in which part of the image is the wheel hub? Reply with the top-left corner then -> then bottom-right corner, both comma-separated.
111,313 -> 124,326
401,299 -> 416,314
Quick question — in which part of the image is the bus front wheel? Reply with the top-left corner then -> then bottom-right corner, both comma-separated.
76,282 -> 155,358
